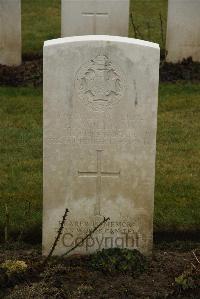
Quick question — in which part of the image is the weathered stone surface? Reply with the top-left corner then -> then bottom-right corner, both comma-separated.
61,0 -> 129,37
43,36 -> 160,256
0,0 -> 21,66
166,0 -> 200,62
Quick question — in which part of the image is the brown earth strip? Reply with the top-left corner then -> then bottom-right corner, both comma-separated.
0,244 -> 199,298
0,56 -> 200,87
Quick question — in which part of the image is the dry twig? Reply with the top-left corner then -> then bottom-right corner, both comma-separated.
43,208 -> 69,265
62,216 -> 110,257
192,250 -> 200,264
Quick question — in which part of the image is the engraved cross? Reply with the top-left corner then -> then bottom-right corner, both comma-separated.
82,12 -> 108,34
78,150 -> 120,216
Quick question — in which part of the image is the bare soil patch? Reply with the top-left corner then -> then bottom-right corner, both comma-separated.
0,55 -> 199,87
0,243 -> 199,298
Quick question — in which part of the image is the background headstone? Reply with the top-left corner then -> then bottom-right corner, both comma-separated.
0,0 -> 21,66
166,0 -> 200,62
61,0 -> 129,37
43,36 -> 160,256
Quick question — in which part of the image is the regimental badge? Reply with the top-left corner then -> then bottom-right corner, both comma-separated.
75,55 -> 125,112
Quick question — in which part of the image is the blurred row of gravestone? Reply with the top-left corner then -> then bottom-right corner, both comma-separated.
0,0 -> 200,66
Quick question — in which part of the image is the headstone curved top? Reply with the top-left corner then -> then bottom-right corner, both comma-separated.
166,0 -> 200,62
43,35 -> 160,256
0,0 -> 21,66
61,0 -> 130,37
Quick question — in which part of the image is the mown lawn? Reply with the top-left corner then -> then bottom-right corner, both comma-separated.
22,0 -> 61,55
21,0 -> 167,55
156,83 -> 200,232
0,83 -> 199,241
0,87 -> 42,241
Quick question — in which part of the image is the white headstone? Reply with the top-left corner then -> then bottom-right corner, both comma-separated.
61,0 -> 129,37
0,0 -> 21,66
43,36 -> 160,256
166,0 -> 200,62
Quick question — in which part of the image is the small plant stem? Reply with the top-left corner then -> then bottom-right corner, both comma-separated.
62,216 -> 110,257
130,12 -> 137,39
159,12 -> 164,49
4,204 -> 9,243
130,12 -> 143,40
27,200 -> 31,216
146,22 -> 151,40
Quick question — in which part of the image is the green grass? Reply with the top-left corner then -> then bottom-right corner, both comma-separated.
155,83 -> 200,231
2,0 -> 200,239
22,0 -> 61,55
21,0 -> 167,55
129,0 -> 168,48
0,83 -> 199,241
0,87 -> 42,240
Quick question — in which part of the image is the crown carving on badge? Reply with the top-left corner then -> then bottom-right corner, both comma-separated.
92,55 -> 110,70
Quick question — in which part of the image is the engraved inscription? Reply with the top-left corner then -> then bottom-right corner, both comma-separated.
78,150 -> 120,215
75,55 -> 125,112
61,219 -> 141,251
